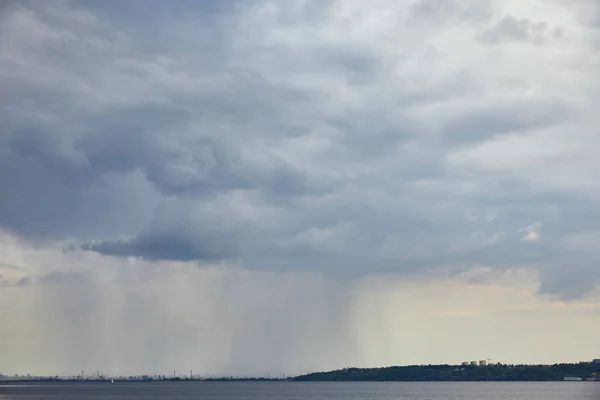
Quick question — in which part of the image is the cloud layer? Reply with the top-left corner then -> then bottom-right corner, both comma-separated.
1,0 -> 599,302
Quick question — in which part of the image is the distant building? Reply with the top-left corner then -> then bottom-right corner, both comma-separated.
479,360 -> 487,366
593,359 -> 600,364
461,362 -> 470,366
470,361 -> 477,366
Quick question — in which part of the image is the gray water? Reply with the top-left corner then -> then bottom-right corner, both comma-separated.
0,382 -> 598,400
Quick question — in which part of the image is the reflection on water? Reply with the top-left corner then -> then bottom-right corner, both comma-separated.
0,381 -> 599,400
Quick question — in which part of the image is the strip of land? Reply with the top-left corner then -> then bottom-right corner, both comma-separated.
1,362 -> 599,382
293,362 -> 600,381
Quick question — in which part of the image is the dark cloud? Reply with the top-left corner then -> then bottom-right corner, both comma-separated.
82,228 -> 238,262
0,0 -> 599,300
441,99 -> 572,145
16,276 -> 31,287
0,130 -> 158,240
537,263 -> 600,300
477,15 -> 560,45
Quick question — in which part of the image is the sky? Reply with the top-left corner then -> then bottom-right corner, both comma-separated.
0,0 -> 600,377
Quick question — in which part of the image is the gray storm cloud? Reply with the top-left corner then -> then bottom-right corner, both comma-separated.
1,0 -> 599,304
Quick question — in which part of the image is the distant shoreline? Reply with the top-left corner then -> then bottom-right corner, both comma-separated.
294,362 -> 600,382
0,379 -> 598,384
2,362 -> 599,383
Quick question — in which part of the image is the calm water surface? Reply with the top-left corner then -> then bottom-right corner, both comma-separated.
0,382 -> 598,400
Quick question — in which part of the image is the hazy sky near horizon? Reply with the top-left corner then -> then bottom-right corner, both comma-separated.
1,0 -> 600,376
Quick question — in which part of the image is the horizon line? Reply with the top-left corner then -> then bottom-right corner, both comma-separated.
2,360 -> 598,380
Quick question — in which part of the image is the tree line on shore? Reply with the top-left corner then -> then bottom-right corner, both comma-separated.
293,362 -> 599,381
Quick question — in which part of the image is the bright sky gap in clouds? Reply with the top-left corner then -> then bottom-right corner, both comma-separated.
1,0 -> 599,376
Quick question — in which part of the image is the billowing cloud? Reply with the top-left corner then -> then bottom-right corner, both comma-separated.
1,0 -> 599,305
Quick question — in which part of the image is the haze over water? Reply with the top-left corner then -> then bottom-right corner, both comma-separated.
1,382 -> 599,400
